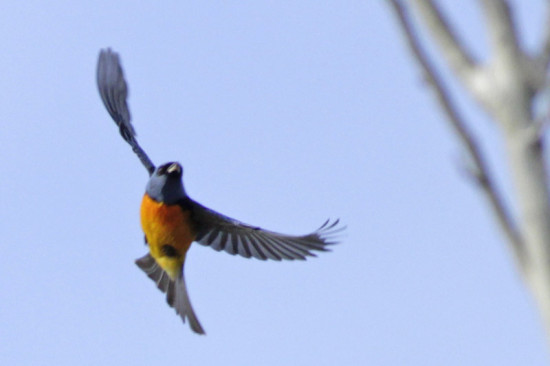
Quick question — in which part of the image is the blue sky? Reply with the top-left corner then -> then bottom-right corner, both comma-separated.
1,1 -> 549,365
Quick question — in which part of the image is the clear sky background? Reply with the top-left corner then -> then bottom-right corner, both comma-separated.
1,1 -> 549,365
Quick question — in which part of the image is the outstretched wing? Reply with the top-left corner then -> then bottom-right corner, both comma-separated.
186,199 -> 343,261
96,48 -> 156,175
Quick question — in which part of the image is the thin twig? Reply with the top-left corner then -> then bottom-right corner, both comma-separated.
480,0 -> 521,63
388,0 -> 525,264
539,5 -> 550,70
413,0 -> 477,83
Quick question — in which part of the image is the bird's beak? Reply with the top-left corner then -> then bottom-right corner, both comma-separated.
167,163 -> 181,174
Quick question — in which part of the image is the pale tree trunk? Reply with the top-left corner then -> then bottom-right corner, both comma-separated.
388,0 -> 550,348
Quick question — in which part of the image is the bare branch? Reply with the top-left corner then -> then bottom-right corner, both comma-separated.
539,5 -> 550,70
412,0 -> 478,83
388,0 -> 525,264
480,0 -> 521,62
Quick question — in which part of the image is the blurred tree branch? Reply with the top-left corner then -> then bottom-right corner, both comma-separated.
388,0 -> 550,348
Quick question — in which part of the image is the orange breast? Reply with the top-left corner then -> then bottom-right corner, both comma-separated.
140,193 -> 195,277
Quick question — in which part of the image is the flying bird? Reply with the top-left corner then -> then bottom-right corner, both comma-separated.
96,48 -> 343,334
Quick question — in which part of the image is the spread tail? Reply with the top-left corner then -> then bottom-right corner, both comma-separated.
135,254 -> 205,334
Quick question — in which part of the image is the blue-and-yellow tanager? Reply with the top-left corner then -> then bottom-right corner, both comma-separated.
96,48 -> 343,334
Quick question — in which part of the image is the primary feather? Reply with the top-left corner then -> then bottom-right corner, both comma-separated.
96,48 -> 156,175
185,197 -> 343,261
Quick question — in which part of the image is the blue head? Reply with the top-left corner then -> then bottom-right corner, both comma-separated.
145,162 -> 187,204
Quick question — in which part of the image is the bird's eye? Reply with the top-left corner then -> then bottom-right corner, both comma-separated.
156,165 -> 168,175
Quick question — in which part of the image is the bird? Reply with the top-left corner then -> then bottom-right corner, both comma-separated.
96,48 -> 343,334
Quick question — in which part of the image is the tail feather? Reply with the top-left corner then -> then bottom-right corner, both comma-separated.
136,254 -> 205,334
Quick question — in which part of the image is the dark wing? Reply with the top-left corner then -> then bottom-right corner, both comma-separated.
186,199 -> 343,261
96,48 -> 156,176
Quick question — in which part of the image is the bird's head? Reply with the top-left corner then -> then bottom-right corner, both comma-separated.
145,162 -> 186,204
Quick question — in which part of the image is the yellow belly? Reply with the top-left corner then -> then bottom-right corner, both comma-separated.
140,193 -> 195,279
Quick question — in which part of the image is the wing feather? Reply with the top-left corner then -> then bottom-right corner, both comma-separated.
96,48 -> 156,175
186,198 -> 343,261
235,233 -> 252,258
